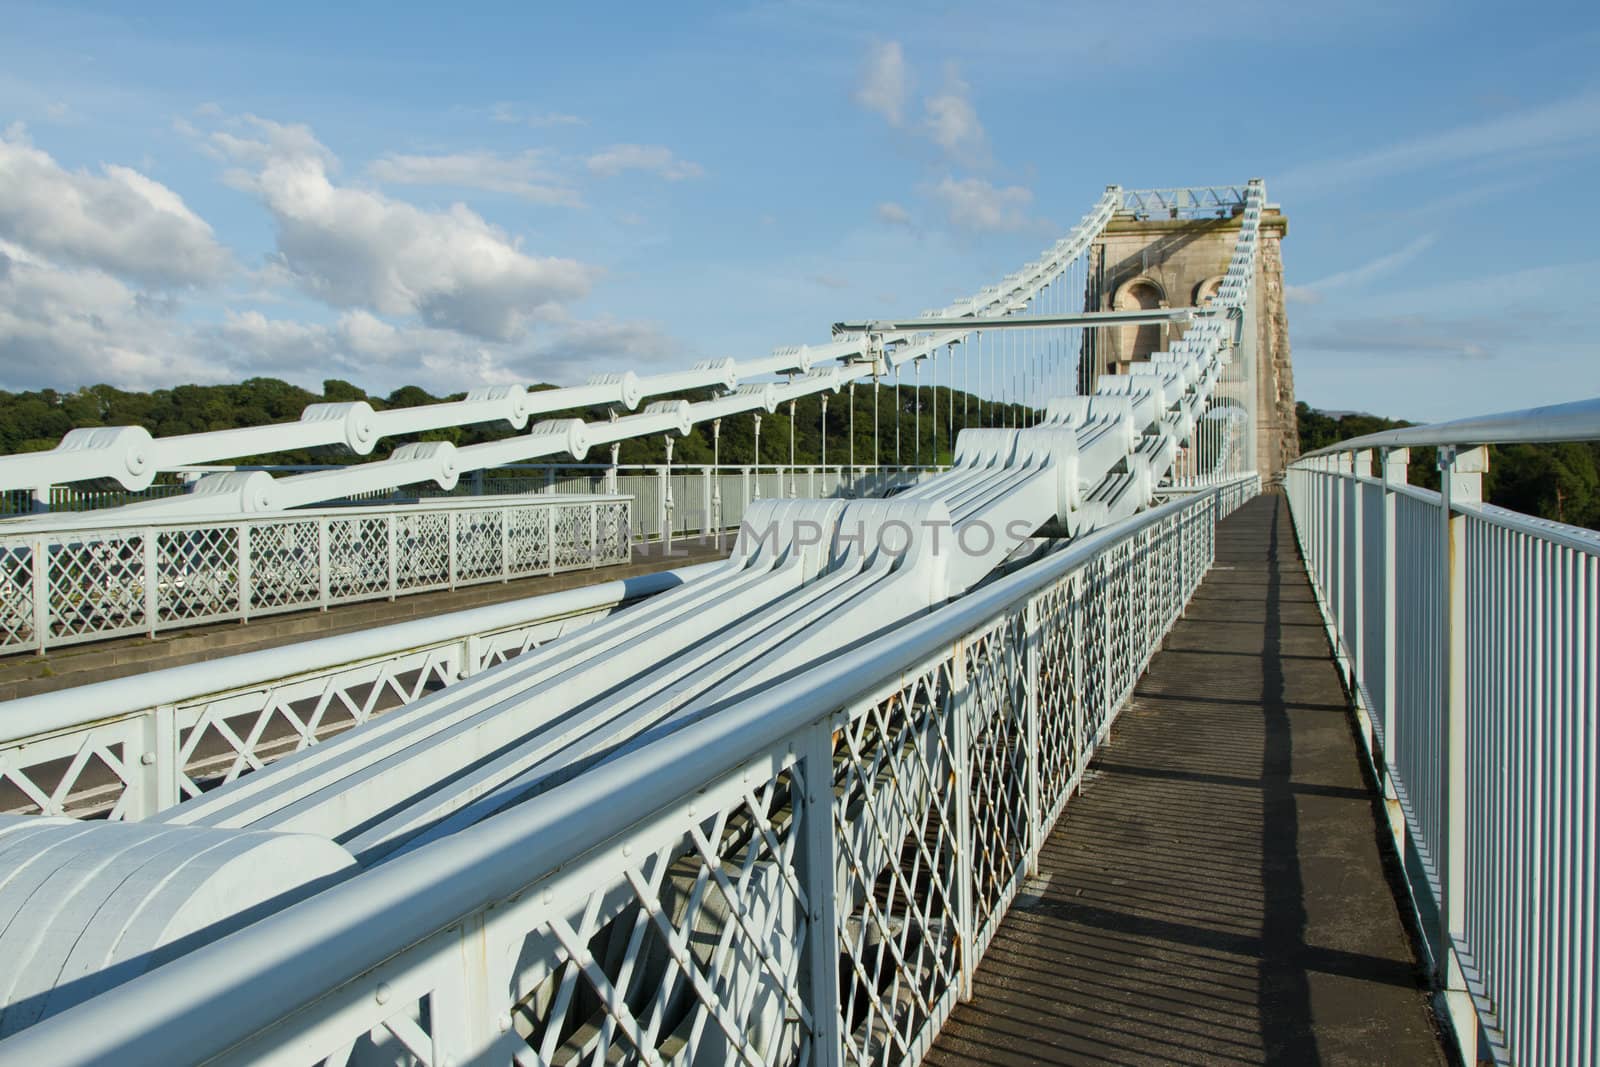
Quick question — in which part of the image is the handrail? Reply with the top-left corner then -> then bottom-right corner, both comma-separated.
0,472 -> 1258,1067
0,490 -> 620,534
1299,395 -> 1600,456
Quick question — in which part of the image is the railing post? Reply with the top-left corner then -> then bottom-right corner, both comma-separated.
317,518 -> 330,611
949,638 -> 975,999
133,704 -> 179,818
701,466 -> 713,541
387,513 -> 398,601
32,536 -> 49,654
657,464 -> 669,547
1023,596 -> 1042,873
237,524 -> 252,623
798,717 -> 843,1067
143,529 -> 159,637
500,507 -> 511,582
1350,450 -> 1372,694
1437,443 -> 1485,1063
588,501 -> 598,569
447,510 -> 459,590
1380,448 -> 1408,826
547,504 -> 557,576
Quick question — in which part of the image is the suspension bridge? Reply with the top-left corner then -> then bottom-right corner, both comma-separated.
0,180 -> 1593,1066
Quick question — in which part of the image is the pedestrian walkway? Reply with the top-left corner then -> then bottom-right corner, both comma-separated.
925,495 -> 1448,1065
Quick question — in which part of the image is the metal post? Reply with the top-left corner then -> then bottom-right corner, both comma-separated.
608,443 -> 620,495
950,638 -> 975,999
589,499 -> 599,569
142,531 -> 158,639
386,513 -> 398,601
547,504 -> 557,576
237,525 -> 252,623
1351,449 -> 1372,708
1024,597 -> 1042,872
30,537 -> 48,653
712,419 -> 724,549
788,400 -> 797,499
820,394 -> 828,473
135,704 -> 179,819
662,435 -> 675,553
798,718 -> 843,1067
848,382 -> 855,491
317,519 -> 330,611
1376,447 -> 1401,831
752,415 -> 762,501
1437,443 -> 1485,1064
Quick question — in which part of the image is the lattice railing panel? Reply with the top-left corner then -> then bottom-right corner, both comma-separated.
833,659 -> 962,1066
326,516 -> 391,603
507,507 -> 552,575
962,615 -> 1030,957
156,526 -> 240,625
595,501 -> 630,565
1033,573 -> 1087,825
0,720 -> 141,820
456,511 -> 504,582
495,753 -> 811,1066
46,530 -> 146,641
553,506 -> 591,571
397,513 -> 452,590
249,519 -> 320,611
0,543 -> 35,651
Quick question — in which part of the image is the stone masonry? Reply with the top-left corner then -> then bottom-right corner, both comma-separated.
1085,205 -> 1298,485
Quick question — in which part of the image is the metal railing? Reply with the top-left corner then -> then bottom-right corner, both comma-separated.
0,565 -> 715,821
0,494 -> 631,656
0,474 -> 1259,1066
1284,396 -> 1600,1067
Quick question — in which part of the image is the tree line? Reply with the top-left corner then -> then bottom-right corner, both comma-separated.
1297,402 -> 1600,532
0,378 -> 1025,472
2,383 -> 1588,531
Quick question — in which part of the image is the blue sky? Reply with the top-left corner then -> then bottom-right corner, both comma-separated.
0,0 -> 1597,421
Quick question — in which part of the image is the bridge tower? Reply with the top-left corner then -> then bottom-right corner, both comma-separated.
1081,191 -> 1297,483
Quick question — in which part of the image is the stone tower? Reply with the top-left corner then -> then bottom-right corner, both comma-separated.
1082,196 -> 1297,485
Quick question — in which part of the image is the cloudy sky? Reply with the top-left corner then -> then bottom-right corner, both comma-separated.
0,1 -> 1596,420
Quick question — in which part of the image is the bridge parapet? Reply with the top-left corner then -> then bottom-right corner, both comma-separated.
0,493 -> 630,657
1286,396 -> 1600,1065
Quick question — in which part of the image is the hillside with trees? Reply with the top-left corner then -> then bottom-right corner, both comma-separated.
3,383 -> 1590,532
1297,402 -> 1600,532
0,377 -> 1023,472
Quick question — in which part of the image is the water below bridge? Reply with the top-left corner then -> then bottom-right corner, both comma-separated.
926,495 -> 1449,1065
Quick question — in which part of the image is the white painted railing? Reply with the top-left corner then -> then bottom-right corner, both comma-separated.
0,475 -> 1258,1067
0,494 -> 630,656
1285,396 -> 1600,1067
0,565 -> 713,820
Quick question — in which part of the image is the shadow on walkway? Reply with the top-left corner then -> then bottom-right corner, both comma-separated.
925,495 -> 1445,1066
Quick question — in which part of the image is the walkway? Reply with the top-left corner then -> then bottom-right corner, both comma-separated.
925,495 -> 1448,1065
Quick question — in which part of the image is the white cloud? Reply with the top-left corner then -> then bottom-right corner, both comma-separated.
0,240 -> 223,389
855,41 -> 910,125
921,65 -> 987,162
585,144 -> 704,181
489,103 -> 585,128
1295,316 -> 1494,361
368,150 -> 582,207
1276,89 -> 1600,195
0,127 -> 230,288
877,201 -> 912,226
929,176 -> 1037,233
1289,234 -> 1437,304
208,114 -> 595,341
